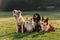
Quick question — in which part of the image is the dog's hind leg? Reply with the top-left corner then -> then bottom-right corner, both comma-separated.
16,24 -> 22,33
18,25 -> 22,32
16,25 -> 21,33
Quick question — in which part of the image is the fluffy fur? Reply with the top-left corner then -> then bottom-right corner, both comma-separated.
42,16 -> 55,32
33,13 -> 41,22
33,13 -> 41,32
25,16 -> 33,32
13,9 -> 26,33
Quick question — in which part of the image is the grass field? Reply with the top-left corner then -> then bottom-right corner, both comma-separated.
0,11 -> 60,40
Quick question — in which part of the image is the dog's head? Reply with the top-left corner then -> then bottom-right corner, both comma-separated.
13,9 -> 22,17
42,16 -> 48,26
26,16 -> 32,24
33,13 -> 41,22
28,18 -> 32,23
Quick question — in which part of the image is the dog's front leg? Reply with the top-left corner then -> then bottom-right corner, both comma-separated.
16,24 -> 19,33
21,25 -> 23,33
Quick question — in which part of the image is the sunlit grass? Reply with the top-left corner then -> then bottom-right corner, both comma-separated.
0,11 -> 60,40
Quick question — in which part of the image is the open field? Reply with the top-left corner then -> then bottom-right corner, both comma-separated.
0,11 -> 60,40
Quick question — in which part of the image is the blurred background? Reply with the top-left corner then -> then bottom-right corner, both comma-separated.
0,1 -> 60,40
0,0 -> 60,11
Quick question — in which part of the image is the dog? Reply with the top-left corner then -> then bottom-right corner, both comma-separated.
42,16 -> 55,32
25,16 -> 33,32
13,9 -> 26,33
33,13 -> 42,32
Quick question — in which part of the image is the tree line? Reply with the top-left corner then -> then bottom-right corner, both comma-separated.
0,0 -> 60,11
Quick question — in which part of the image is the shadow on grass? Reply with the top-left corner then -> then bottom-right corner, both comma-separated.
0,28 -> 59,40
0,32 -> 16,37
32,31 -> 46,38
12,32 -> 34,40
0,32 -> 35,39
0,31 -> 45,39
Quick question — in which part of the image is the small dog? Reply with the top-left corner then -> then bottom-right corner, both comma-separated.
42,16 -> 55,32
13,9 -> 26,33
25,16 -> 33,32
33,13 -> 42,32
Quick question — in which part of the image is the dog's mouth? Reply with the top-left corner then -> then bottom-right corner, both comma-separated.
27,21 -> 31,24
14,13 -> 20,17
34,15 -> 38,18
42,21 -> 48,26
13,14 -> 16,17
26,20 -> 32,24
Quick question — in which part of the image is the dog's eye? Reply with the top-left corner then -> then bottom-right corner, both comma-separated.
18,12 -> 20,13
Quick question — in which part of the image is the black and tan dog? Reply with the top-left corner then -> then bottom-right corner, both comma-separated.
13,9 -> 26,33
42,16 -> 55,32
33,13 -> 42,32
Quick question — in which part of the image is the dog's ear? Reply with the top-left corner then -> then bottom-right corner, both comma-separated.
26,16 -> 28,19
13,9 -> 16,13
13,9 -> 17,17
42,16 -> 44,21
46,17 -> 48,22
18,10 -> 23,15
13,9 -> 18,14
46,17 -> 48,20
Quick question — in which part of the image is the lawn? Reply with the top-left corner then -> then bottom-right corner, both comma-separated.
0,11 -> 60,40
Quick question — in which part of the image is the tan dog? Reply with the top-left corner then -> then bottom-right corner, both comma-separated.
25,16 -> 33,32
13,9 -> 26,33
42,16 -> 55,32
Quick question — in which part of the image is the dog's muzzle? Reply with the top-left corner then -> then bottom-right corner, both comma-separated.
13,14 -> 16,17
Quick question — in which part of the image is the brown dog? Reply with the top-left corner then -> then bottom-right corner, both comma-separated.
42,16 -> 55,32
25,16 -> 33,32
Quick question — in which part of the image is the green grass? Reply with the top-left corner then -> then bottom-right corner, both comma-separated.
0,11 -> 60,40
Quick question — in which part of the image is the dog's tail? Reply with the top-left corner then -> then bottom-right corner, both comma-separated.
49,24 -> 55,31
